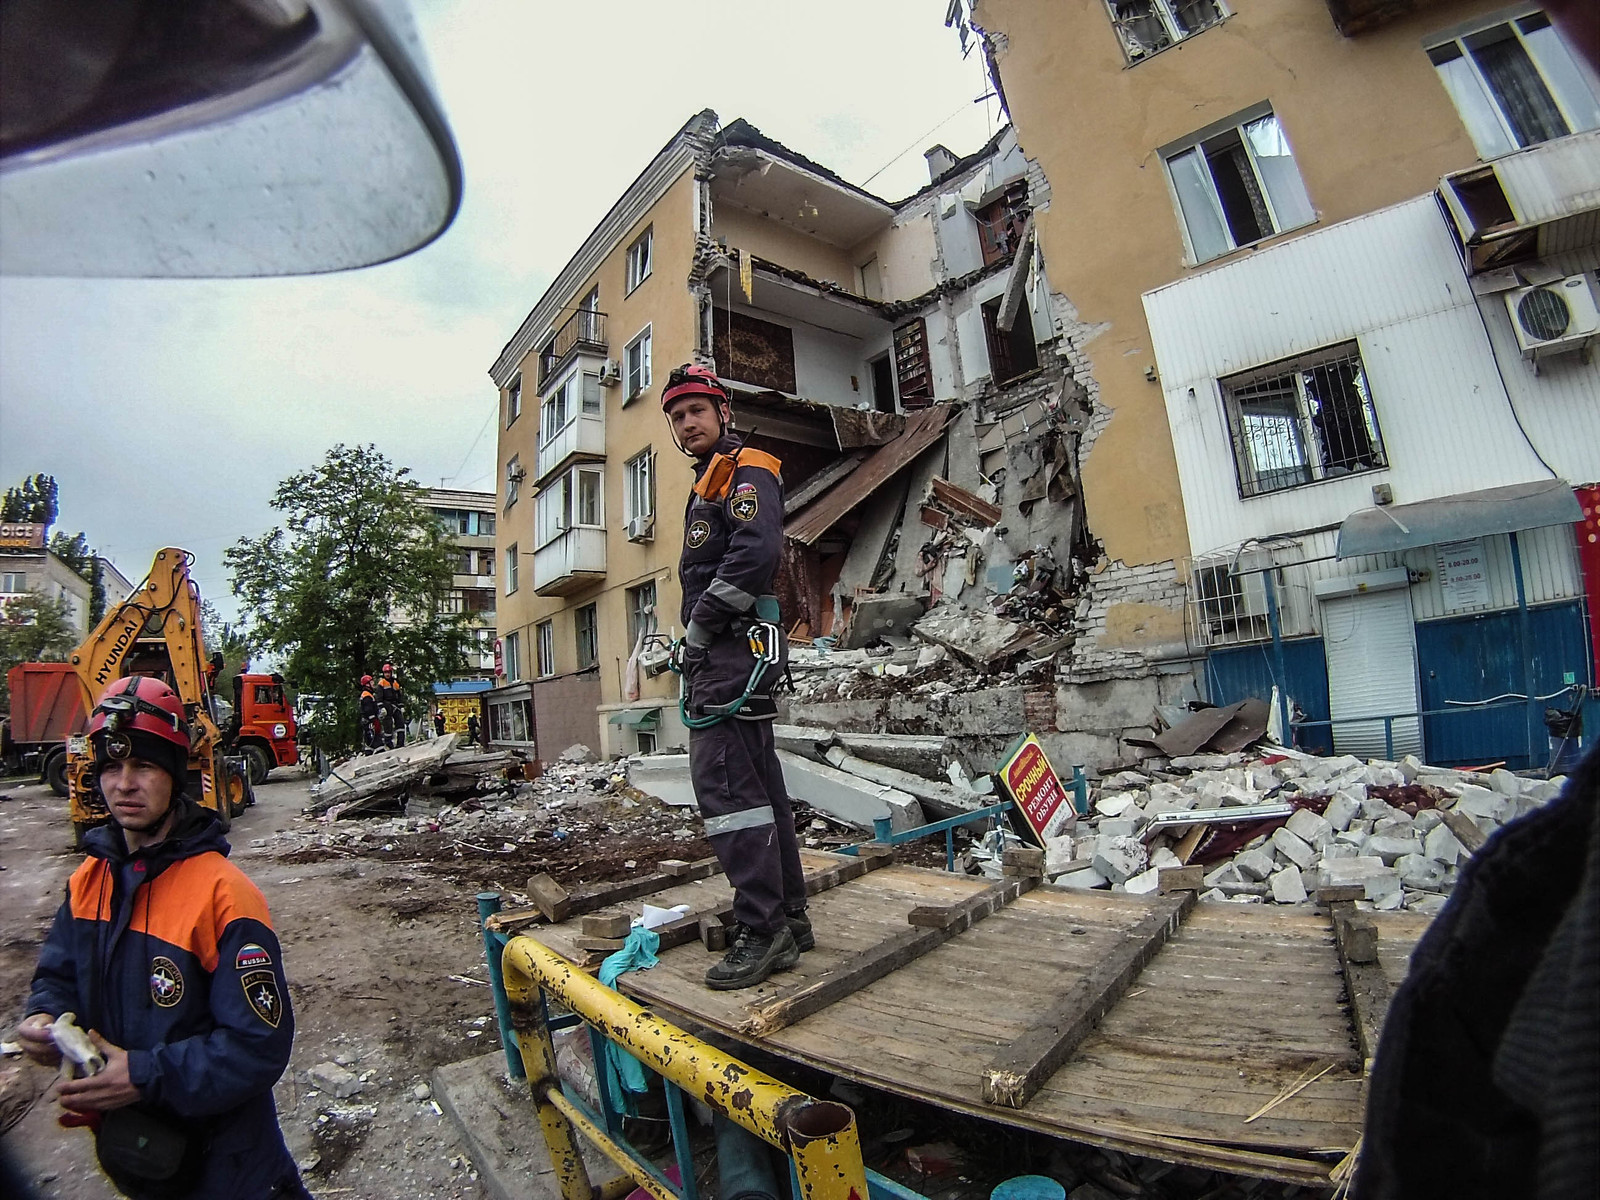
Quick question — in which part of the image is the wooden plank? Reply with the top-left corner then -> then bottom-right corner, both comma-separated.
583,913 -> 632,939
1437,806 -> 1487,854
525,873 -> 570,924
1329,900 -> 1391,1068
982,890 -> 1197,1109
486,858 -> 723,933
742,877 -> 1034,1037
1158,865 -> 1204,893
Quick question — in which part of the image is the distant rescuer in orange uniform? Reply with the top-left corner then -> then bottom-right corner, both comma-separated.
663,364 -> 810,991
14,676 -> 310,1200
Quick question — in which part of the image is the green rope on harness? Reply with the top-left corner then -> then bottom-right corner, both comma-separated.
670,622 -> 779,730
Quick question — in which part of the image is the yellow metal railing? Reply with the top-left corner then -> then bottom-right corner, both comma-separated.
501,935 -> 870,1200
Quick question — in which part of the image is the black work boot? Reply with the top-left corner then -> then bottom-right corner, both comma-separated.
786,909 -> 814,952
705,924 -> 799,990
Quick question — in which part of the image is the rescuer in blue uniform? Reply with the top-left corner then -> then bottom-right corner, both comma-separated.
664,364 -> 811,990
16,676 -> 309,1200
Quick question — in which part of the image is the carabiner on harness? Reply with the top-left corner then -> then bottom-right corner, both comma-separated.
670,621 -> 780,730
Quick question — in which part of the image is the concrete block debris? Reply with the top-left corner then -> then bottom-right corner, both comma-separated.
1046,744 -> 1563,915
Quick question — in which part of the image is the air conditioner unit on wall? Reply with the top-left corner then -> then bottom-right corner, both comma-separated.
1195,564 -> 1270,632
1504,273 -> 1600,365
626,515 -> 654,543
598,359 -> 622,386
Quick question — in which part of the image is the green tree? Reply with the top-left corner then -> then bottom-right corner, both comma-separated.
225,444 -> 473,749
0,589 -> 77,709
48,530 -> 108,625
1,474 -> 59,529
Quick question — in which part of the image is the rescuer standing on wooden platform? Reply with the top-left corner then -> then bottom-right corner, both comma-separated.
663,364 -> 810,990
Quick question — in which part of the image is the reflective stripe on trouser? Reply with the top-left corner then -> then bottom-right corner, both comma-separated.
689,717 -> 808,936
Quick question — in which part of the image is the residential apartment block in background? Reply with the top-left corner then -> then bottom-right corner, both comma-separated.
963,0 -> 1599,766
0,523 -> 93,636
419,487 -> 498,731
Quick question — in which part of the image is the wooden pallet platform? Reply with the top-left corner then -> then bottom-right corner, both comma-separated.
522,850 -> 1432,1184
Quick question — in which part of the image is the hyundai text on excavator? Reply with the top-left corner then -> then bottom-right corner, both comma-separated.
61,547 -> 282,845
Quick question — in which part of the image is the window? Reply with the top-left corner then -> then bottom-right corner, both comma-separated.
714,310 -> 797,392
577,468 -> 603,527
1428,12 -> 1600,160
536,467 -> 605,547
537,620 -> 554,676
542,375 -> 573,442
981,295 -> 1040,386
627,581 -> 658,646
582,370 -> 602,415
580,286 -> 599,313
1,572 -> 24,592
478,549 -> 495,578
575,604 -> 598,670
505,456 -> 523,508
505,544 -> 519,594
1220,343 -> 1387,498
479,511 -> 495,536
626,227 -> 653,293
506,374 -> 522,426
1163,108 -> 1315,265
625,450 -> 655,524
975,182 -> 1030,266
490,697 -> 533,743
1106,0 -> 1225,62
625,326 -> 652,400
503,630 -> 522,681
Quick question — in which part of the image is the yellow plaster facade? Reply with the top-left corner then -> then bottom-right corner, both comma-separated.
974,0 -> 1515,591
495,168 -> 700,721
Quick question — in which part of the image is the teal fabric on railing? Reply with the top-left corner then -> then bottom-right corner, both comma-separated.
598,926 -> 660,1106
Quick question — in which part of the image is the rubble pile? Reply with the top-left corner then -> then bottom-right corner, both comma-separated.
1053,748 -> 1567,913
306,736 -> 518,819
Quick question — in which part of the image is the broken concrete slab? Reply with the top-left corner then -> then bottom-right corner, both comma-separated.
1423,822 -> 1465,866
308,1062 -> 363,1099
1091,835 -> 1147,885
834,732 -> 950,778
1234,847 -> 1277,882
1285,808 -> 1333,849
1270,827 -> 1315,870
1363,835 -> 1424,866
910,605 -> 1039,668
839,594 -> 927,651
626,753 -> 697,808
777,750 -> 923,832
822,747 -> 984,820
1396,853 -> 1447,892
772,725 -> 836,760
434,1052 -> 624,1200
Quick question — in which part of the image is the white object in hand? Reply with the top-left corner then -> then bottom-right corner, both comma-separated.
51,1013 -> 105,1079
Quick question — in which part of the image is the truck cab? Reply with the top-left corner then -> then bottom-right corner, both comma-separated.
230,672 -> 298,785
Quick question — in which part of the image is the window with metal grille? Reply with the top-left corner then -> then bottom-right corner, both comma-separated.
1106,0 -> 1225,63
1428,11 -> 1600,161
1220,344 -> 1387,498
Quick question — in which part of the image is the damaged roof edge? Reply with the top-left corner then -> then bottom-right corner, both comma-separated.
716,118 -> 897,211
785,405 -> 960,545
488,109 -> 719,386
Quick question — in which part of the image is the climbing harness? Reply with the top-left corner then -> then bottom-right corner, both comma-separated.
670,620 -> 781,729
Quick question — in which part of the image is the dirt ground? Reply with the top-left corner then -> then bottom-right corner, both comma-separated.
0,768 -> 706,1200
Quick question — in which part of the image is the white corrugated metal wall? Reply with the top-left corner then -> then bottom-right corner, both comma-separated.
1144,195 -> 1586,559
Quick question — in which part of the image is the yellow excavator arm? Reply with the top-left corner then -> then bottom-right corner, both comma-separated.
64,547 -> 250,842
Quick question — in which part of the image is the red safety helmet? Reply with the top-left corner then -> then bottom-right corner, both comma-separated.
382,663 -> 394,674
87,676 -> 190,783
660,363 -> 730,412
361,674 -> 374,686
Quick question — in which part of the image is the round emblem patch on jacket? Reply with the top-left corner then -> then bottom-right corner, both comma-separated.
730,492 -> 759,522
686,520 -> 711,548
150,956 -> 185,1007
241,969 -> 283,1028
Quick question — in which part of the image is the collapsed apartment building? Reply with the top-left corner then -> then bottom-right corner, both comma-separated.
486,110 -> 1132,768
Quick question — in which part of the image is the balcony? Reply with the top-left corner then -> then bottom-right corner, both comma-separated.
534,527 -> 606,596
538,410 -> 605,482
539,309 -> 607,386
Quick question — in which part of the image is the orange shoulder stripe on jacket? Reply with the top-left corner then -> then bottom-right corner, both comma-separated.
69,853 -> 273,971
733,448 -> 782,479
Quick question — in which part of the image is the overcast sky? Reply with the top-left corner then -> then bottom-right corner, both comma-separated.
0,0 -> 995,621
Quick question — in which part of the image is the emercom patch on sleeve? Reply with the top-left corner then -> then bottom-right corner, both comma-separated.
730,491 -> 759,522
241,969 -> 283,1028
